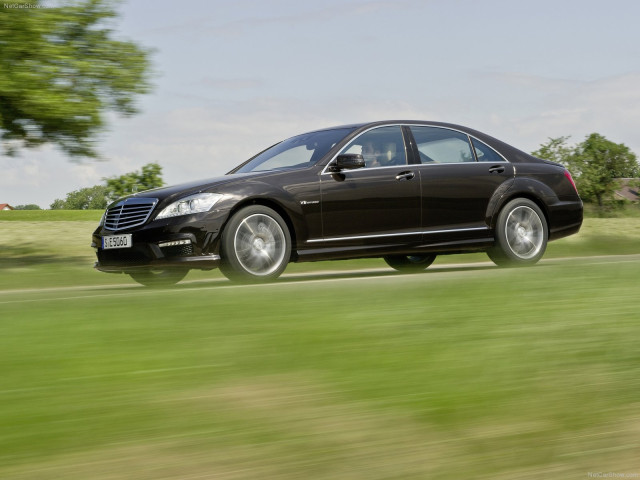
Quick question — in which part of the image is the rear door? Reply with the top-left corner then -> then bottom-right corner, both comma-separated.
407,126 -> 514,236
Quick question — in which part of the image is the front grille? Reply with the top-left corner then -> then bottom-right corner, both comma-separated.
104,198 -> 158,231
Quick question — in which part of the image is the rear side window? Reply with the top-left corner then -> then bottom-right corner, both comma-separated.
409,126 -> 474,164
471,138 -> 506,162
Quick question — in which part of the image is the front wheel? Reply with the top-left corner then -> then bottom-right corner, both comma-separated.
128,269 -> 188,287
219,205 -> 291,282
384,254 -> 436,272
488,198 -> 548,267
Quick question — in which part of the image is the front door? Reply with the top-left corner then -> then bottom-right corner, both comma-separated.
319,125 -> 421,244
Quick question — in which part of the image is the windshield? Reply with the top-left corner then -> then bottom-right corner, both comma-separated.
234,127 -> 355,173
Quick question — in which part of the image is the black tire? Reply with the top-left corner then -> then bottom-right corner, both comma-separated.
488,198 -> 548,267
128,269 -> 188,287
219,205 -> 291,282
383,254 -> 436,272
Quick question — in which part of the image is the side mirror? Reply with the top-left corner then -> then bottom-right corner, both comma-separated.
328,154 -> 365,172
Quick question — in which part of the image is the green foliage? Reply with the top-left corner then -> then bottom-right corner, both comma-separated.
50,184 -> 108,210
571,133 -> 639,206
49,162 -> 164,209
13,204 -> 42,210
49,199 -> 65,210
533,133 -> 639,207
0,0 -> 152,159
104,162 -> 164,200
531,136 -> 573,167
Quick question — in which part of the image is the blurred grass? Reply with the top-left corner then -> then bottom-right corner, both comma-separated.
545,217 -> 640,257
1,260 -> 639,478
0,210 -> 103,221
583,202 -> 640,218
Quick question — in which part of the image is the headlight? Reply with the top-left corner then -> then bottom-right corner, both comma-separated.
155,193 -> 223,220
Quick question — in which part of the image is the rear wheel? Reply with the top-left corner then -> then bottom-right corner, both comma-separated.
384,254 -> 436,272
488,198 -> 548,266
219,205 -> 291,282
128,269 -> 188,287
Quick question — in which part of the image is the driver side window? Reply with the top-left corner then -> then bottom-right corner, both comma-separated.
341,126 -> 407,168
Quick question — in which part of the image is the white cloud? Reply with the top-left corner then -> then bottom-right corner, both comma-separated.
452,71 -> 640,154
514,73 -> 640,152
0,151 -> 108,207
144,0 -> 420,37
199,77 -> 265,90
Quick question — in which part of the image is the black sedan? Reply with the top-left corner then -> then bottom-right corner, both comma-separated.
92,121 -> 583,286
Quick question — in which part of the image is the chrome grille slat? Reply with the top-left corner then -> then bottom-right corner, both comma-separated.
104,198 -> 158,231
112,213 -> 148,221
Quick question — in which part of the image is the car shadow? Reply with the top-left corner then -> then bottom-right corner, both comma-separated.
275,264 -> 500,284
165,262 -> 507,291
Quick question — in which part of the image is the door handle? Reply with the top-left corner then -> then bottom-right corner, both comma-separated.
395,171 -> 415,181
488,165 -> 505,174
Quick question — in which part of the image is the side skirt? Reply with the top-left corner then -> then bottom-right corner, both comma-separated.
294,237 -> 495,263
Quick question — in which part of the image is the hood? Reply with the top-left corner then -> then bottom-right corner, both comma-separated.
117,172 -> 265,204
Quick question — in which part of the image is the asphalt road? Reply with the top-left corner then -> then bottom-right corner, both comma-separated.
2,254 -> 640,306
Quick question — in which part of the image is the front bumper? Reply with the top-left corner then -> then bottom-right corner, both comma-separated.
94,253 -> 221,273
92,210 -> 227,273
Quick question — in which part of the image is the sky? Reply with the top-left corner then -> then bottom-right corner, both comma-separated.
2,0 -> 640,208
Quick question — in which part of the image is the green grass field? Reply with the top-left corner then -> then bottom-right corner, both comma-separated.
1,211 -> 640,478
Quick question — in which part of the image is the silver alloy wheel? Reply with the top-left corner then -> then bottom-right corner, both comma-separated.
233,213 -> 287,276
504,206 -> 544,259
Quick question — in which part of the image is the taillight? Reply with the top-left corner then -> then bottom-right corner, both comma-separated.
564,169 -> 579,194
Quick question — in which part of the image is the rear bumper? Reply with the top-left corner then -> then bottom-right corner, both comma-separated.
548,198 -> 583,241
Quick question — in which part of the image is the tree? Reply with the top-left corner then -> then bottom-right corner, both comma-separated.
0,0 -> 152,159
104,163 -> 164,201
50,163 -> 164,209
13,204 -> 42,210
49,199 -> 66,210
570,134 -> 639,207
531,136 -> 573,168
50,185 -> 108,209
533,134 -> 639,207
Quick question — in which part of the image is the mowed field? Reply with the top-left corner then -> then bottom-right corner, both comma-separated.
1,210 -> 640,479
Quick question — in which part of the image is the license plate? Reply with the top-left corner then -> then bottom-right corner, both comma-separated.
102,234 -> 132,250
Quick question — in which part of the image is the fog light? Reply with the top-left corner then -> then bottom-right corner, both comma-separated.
158,239 -> 192,248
